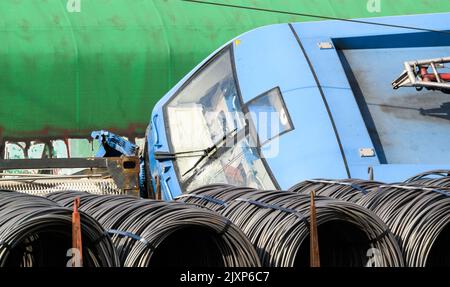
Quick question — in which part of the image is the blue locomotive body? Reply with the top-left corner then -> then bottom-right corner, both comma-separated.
147,13 -> 450,199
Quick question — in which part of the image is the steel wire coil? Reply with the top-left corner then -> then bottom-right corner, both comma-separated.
0,190 -> 119,267
176,185 -> 404,267
290,178 -> 450,266
356,184 -> 450,267
47,191 -> 261,267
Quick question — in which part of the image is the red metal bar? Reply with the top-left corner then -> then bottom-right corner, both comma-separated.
72,197 -> 83,267
422,73 -> 450,81
155,175 -> 161,200
310,191 -> 320,267
420,67 -> 450,82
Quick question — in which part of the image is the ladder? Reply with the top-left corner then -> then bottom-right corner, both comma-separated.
392,57 -> 450,94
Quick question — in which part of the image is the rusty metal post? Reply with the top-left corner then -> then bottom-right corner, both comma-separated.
72,197 -> 83,267
310,191 -> 320,267
155,175 -> 161,200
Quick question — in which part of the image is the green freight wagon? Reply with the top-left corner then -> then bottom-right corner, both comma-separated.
1,0 -> 449,147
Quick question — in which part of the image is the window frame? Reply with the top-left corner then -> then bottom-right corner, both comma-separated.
245,86 -> 295,146
163,44 -> 280,191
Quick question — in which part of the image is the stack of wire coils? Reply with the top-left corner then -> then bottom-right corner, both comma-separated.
357,184 -> 450,267
47,191 -> 261,267
0,190 -> 119,267
290,176 -> 450,267
175,184 -> 404,267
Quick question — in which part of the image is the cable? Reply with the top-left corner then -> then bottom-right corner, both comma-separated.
176,185 -> 404,267
0,190 -> 119,267
289,179 -> 382,202
404,170 -> 450,184
406,177 -> 450,188
47,191 -> 261,267
182,0 -> 450,36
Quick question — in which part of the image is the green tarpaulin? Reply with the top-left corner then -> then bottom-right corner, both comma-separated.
1,0 -> 449,140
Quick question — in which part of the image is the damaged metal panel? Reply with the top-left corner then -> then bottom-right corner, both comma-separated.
0,156 -> 140,196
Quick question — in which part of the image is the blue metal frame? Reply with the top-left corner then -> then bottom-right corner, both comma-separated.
246,86 -> 295,146
148,13 -> 450,197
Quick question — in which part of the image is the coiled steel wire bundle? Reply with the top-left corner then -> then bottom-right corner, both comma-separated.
290,178 -> 450,266
356,184 -> 450,267
47,191 -> 261,267
176,185 -> 404,267
0,190 -> 119,267
289,179 -> 382,202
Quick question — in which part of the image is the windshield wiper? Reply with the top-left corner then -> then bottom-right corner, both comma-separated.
153,128 -> 238,162
181,128 -> 238,177
154,149 -> 208,161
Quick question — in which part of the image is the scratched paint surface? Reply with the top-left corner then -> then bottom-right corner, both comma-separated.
1,0 -> 449,140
